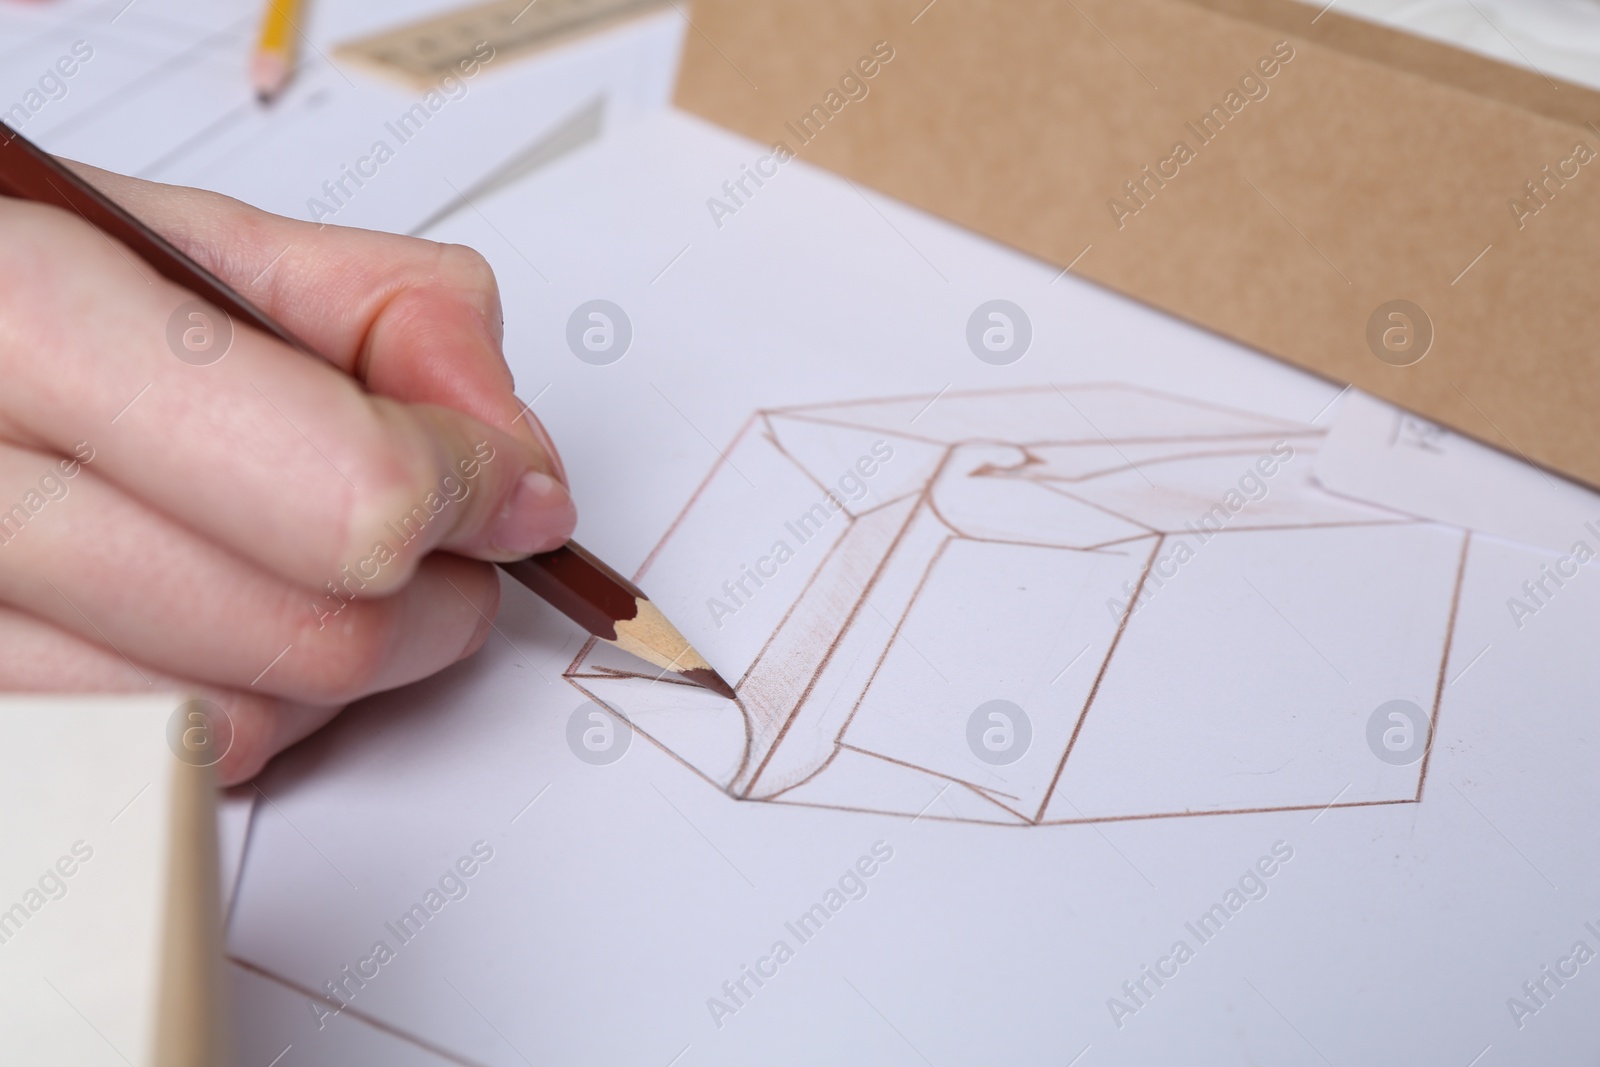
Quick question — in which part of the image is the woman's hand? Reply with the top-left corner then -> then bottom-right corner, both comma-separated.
0,163 -> 573,783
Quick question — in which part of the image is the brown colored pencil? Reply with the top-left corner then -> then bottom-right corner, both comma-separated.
0,122 -> 735,699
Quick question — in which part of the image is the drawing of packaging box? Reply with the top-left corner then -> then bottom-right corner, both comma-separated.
567,386 -> 1469,827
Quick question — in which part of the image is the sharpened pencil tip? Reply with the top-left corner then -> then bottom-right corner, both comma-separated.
251,52 -> 291,105
681,667 -> 737,700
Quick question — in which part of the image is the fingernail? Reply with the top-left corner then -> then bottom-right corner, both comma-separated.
491,471 -> 576,555
523,410 -> 568,486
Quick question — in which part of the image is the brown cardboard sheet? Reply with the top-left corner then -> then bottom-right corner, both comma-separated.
676,0 -> 1600,486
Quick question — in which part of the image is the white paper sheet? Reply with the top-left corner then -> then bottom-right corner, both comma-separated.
1314,388 -> 1600,557
216,787 -> 255,918
7,4 -> 1598,1062
230,959 -> 467,1066
1287,0 -> 1600,91
218,110 -> 1600,1066
4,0 -> 683,233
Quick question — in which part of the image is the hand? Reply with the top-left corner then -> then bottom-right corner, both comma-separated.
0,164 -> 574,784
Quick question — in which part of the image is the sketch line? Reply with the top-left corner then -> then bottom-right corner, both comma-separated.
1056,793 -> 1159,889
230,956 -> 492,1066
1416,532 -> 1471,804
841,573 -> 949,683
651,382 -> 759,488
1047,384 -> 1161,487
442,976 -> 537,1067
911,782 -> 953,823
909,384 -> 952,424
1310,782 -> 1352,825
1034,536 -> 1162,823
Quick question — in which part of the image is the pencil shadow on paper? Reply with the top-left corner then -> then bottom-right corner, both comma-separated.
566,385 -> 1471,828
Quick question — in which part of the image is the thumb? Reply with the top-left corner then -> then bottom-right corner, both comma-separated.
357,399 -> 576,585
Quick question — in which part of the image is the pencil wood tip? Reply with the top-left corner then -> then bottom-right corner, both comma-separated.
680,667 -> 737,700
251,53 -> 291,103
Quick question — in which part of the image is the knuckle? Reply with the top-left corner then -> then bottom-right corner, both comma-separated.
330,407 -> 437,592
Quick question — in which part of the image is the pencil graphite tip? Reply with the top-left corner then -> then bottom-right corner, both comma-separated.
251,52 -> 291,103
681,667 -> 737,700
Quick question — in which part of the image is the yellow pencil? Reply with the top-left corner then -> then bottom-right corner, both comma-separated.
251,0 -> 302,103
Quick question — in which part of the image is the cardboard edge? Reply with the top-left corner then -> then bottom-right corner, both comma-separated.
1182,0 -> 1600,126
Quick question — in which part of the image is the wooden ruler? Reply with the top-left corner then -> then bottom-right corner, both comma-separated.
334,0 -> 672,88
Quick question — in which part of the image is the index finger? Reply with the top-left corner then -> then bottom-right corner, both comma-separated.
68,162 -> 560,470
0,197 -> 574,592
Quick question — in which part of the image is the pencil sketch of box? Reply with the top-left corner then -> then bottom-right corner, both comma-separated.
566,385 -> 1469,827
